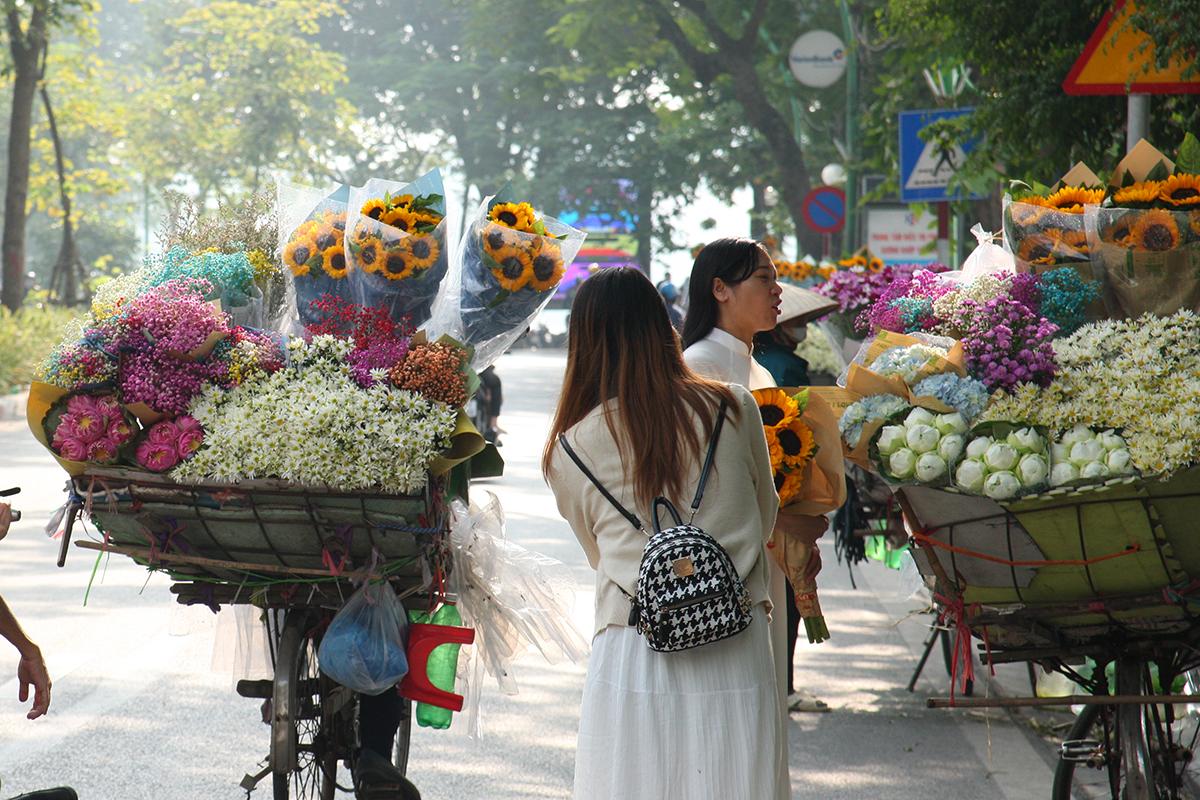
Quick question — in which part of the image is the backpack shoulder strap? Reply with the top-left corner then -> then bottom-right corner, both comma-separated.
688,398 -> 728,516
558,434 -> 646,534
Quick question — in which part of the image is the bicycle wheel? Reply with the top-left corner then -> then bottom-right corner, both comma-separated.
271,612 -> 338,800
1052,660 -> 1200,799
393,696 -> 413,776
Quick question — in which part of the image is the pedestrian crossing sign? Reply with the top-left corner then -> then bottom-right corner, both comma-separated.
898,108 -> 982,203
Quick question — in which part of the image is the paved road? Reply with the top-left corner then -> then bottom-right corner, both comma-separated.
0,349 -> 1061,799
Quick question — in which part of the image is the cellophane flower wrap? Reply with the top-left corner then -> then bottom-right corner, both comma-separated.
427,188 -> 585,369
148,246 -> 263,328
346,170 -> 448,330
275,179 -> 353,332
1003,185 -> 1102,276
952,421 -> 1050,500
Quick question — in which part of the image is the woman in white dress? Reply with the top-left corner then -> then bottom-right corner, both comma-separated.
543,267 -> 787,800
682,238 -> 830,729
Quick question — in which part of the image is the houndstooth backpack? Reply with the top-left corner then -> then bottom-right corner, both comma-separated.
559,400 -> 753,652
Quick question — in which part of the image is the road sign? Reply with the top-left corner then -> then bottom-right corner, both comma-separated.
898,108 -> 981,203
865,206 -> 938,265
788,30 -> 847,88
1064,0 -> 1200,95
801,186 -> 845,234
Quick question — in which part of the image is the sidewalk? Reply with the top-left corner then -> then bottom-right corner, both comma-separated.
0,388 -> 28,421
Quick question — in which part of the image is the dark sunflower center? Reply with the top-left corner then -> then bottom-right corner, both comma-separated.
360,245 -> 377,265
532,254 -> 556,281
292,245 -> 311,265
385,252 -> 408,275
330,252 -> 345,271
410,238 -> 432,260
486,229 -> 507,250
497,210 -> 518,226
501,257 -> 526,280
773,471 -> 785,492
367,206 -> 384,220
778,428 -> 802,456
759,405 -> 784,427
332,219 -> 346,231
1171,188 -> 1199,201
392,217 -> 411,232
316,232 -> 337,250
1029,242 -> 1053,260
1144,224 -> 1175,251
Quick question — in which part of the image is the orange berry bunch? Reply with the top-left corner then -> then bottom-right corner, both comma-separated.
389,342 -> 468,407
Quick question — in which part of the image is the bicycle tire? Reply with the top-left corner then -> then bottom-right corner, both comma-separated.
393,696 -> 413,776
271,612 -> 337,800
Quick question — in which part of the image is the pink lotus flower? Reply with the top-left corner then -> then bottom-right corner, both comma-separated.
108,419 -> 135,445
137,440 -> 180,472
148,420 -> 180,446
175,415 -> 202,436
86,437 -> 120,463
57,437 -> 89,461
58,412 -> 103,444
177,429 -> 204,458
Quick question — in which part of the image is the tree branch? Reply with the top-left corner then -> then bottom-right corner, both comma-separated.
738,0 -> 769,48
646,1 -> 722,85
673,0 -> 735,52
6,6 -> 25,61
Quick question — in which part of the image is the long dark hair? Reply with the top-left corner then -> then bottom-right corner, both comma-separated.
681,237 -> 766,349
542,267 -> 739,509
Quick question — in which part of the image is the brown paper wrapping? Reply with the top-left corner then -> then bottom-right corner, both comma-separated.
27,381 -> 89,477
776,389 -> 846,516
1084,206 -> 1200,319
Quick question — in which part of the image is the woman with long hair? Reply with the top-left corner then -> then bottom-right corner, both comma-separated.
543,267 -> 787,800
682,238 -> 830,721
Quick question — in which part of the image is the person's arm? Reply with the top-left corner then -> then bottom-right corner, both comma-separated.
0,595 -> 51,719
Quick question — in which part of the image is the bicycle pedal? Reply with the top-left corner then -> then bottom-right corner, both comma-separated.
236,679 -> 273,699
1061,738 -> 1103,763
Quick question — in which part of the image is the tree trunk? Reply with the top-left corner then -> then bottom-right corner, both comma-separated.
41,84 -> 87,306
750,181 -> 768,242
1,46 -> 41,310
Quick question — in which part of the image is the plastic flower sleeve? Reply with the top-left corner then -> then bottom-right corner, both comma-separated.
1084,205 -> 1200,319
426,192 -> 586,370
345,170 -> 448,330
274,179 -> 354,334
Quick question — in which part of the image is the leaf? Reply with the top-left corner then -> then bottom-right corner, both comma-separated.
1146,160 -> 1171,182
1177,132 -> 1200,174
792,388 -> 810,415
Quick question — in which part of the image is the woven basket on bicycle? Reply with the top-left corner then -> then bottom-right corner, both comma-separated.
71,465 -> 446,609
898,466 -> 1200,664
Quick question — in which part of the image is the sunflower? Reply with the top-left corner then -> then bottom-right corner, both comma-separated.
328,212 -> 347,233
868,256 -> 885,273
753,388 -> 799,430
355,235 -> 383,273
763,427 -> 784,467
777,418 -> 816,468
404,234 -> 440,272
1112,180 -> 1161,207
528,237 -> 565,292
321,245 -> 347,279
816,265 -> 835,280
361,199 -> 388,220
380,248 -> 414,281
837,257 -> 856,268
1056,229 -> 1090,258
1101,212 -> 1137,246
489,202 -> 537,232
283,235 -> 317,277
851,254 -> 868,267
777,467 -> 807,506
1160,174 -> 1200,208
296,219 -> 320,239
1043,186 -> 1104,214
1130,209 -> 1182,252
1010,197 -> 1049,228
1017,232 -> 1058,266
388,193 -> 414,209
383,207 -> 419,233
313,224 -> 340,252
482,222 -> 520,258
489,244 -> 532,291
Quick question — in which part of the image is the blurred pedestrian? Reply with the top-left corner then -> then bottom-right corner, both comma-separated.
658,283 -> 684,333
477,366 -> 504,446
681,238 -> 831,725
545,267 -> 786,800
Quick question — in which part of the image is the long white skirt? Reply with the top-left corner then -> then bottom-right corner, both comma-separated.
573,606 -> 789,800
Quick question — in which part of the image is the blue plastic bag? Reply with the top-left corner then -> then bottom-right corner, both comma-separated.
318,582 -> 409,695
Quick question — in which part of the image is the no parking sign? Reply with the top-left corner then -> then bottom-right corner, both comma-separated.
801,186 -> 845,234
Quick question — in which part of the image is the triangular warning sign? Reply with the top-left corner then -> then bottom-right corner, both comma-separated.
904,139 -> 967,192
1064,0 -> 1200,95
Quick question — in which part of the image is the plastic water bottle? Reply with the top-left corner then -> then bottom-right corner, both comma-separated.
413,603 -> 463,729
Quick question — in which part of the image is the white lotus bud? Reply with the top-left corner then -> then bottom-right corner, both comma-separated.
905,407 -> 935,427
938,433 -> 965,464
1106,449 -> 1133,474
1098,430 -> 1126,452
955,458 -> 987,494
1017,454 -> 1049,487
1050,442 -> 1071,464
1050,462 -> 1080,487
983,471 -> 1021,500
984,442 -> 1019,472
1061,424 -> 1095,446
915,453 -> 948,483
905,423 -> 941,454
1080,461 -> 1110,480
1007,427 -> 1045,454
966,436 -> 992,459
1069,439 -> 1106,467
934,412 -> 968,436
888,448 -> 917,479
876,425 -> 907,457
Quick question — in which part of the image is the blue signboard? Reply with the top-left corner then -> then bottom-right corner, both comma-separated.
898,108 -> 982,203
801,186 -> 845,234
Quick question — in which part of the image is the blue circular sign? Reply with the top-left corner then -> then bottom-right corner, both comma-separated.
802,187 -> 845,234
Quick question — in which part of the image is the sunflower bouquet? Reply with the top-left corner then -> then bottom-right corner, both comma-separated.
1004,182 -> 1103,277
428,189 -> 585,368
346,172 -> 448,329
276,181 -> 354,331
752,387 -> 830,643
1083,135 -> 1200,318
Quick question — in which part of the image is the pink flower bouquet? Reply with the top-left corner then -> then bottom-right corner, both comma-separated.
136,416 -> 205,473
47,394 -> 137,465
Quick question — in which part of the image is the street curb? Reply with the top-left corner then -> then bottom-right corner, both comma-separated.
0,388 -> 28,421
